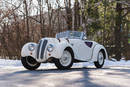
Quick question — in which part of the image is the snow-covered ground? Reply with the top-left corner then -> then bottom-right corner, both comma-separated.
0,58 -> 130,69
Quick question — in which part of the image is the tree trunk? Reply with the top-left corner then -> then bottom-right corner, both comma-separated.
114,2 -> 122,61
24,0 -> 30,42
74,0 -> 80,30
65,0 -> 72,30
39,0 -> 45,37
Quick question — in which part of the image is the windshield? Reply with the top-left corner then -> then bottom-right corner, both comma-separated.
56,31 -> 83,39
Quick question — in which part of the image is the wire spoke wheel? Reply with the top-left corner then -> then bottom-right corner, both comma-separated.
98,52 -> 104,65
59,51 -> 72,66
54,49 -> 73,70
94,51 -> 105,68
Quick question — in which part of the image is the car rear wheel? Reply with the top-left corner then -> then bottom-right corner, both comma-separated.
21,56 -> 41,70
94,51 -> 105,68
54,50 -> 73,70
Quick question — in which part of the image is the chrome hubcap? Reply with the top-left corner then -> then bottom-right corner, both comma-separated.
60,51 -> 72,66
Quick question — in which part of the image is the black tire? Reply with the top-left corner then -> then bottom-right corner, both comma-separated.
21,56 -> 41,70
94,51 -> 105,68
54,49 -> 73,70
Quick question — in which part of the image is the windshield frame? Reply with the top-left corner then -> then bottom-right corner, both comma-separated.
56,31 -> 86,39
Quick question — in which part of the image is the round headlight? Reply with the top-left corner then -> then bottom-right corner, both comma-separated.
28,44 -> 35,51
47,44 -> 54,52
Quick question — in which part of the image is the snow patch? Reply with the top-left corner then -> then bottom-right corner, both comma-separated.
0,59 -> 130,69
104,59 -> 130,66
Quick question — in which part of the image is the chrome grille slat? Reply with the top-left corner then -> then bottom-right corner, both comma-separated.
40,40 -> 48,59
37,39 -> 48,60
37,40 -> 42,59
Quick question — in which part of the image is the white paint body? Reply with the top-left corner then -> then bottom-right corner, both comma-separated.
21,38 -> 108,63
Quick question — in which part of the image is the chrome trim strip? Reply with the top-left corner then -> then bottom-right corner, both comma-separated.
37,40 -> 42,59
40,40 -> 48,59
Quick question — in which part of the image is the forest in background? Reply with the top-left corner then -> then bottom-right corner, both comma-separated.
0,0 -> 129,60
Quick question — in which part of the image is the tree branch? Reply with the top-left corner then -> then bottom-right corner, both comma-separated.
122,11 -> 129,18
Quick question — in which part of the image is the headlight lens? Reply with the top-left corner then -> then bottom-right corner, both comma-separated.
47,44 -> 54,52
28,44 -> 35,51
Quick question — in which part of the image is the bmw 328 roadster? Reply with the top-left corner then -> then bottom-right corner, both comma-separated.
21,31 -> 108,70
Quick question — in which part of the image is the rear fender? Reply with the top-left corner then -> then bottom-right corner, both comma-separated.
91,45 -> 108,62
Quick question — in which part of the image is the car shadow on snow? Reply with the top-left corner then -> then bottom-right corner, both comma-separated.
13,67 -> 109,74
0,67 -> 109,87
105,67 -> 130,78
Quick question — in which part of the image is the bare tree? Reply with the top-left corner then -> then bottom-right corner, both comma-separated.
45,0 -> 54,37
23,0 -> 30,42
74,0 -> 80,30
37,0 -> 46,37
64,0 -> 72,30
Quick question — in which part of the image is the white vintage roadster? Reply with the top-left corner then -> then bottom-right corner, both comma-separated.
21,31 -> 108,70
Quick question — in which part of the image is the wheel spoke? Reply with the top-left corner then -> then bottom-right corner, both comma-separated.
60,51 -> 72,66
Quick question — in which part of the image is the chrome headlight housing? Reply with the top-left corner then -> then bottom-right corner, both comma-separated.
47,44 -> 54,52
28,44 -> 35,51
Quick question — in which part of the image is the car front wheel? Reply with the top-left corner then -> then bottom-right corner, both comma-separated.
21,56 -> 41,70
94,51 -> 105,68
54,50 -> 73,70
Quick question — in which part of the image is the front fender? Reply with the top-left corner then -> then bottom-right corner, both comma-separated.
58,42 -> 73,58
21,42 -> 37,58
91,45 -> 108,62
47,41 -> 72,59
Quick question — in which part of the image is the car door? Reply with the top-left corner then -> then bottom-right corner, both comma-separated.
70,39 -> 93,61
